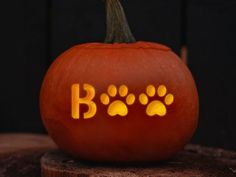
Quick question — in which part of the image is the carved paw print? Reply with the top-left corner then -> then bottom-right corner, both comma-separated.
139,85 -> 174,117
100,85 -> 135,116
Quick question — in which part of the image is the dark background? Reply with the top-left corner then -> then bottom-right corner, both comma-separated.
0,0 -> 236,150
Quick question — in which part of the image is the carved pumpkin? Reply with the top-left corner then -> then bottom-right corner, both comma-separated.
40,0 -> 198,162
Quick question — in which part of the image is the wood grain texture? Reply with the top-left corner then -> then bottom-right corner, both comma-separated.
0,134 -> 56,177
41,144 -> 236,177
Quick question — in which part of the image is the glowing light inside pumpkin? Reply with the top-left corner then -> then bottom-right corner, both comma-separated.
165,94 -> 174,105
139,84 -> 174,117
72,84 -> 174,118
119,85 -> 128,97
100,93 -> 110,105
108,85 -> 117,97
100,85 -> 135,116
146,100 -> 167,116
146,85 -> 156,97
157,85 -> 167,97
139,94 -> 148,105
126,94 -> 135,105
71,84 -> 97,119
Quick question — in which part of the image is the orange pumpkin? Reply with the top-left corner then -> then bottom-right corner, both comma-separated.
40,0 -> 198,162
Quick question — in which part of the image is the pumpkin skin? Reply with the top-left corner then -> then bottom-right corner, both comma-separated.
40,41 -> 199,162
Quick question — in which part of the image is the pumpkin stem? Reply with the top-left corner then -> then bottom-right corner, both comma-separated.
104,0 -> 136,43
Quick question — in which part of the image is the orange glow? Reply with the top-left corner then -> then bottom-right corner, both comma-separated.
71,84 -> 97,119
72,84 -> 174,118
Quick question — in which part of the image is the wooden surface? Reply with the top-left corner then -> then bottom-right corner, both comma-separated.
41,144 -> 236,177
0,134 -> 56,177
1,134 -> 236,177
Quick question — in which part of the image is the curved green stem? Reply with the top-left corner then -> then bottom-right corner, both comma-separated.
104,0 -> 136,43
